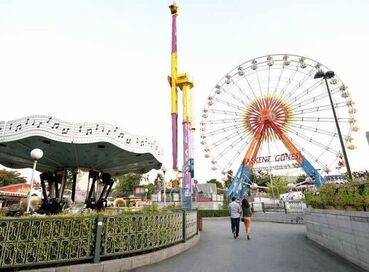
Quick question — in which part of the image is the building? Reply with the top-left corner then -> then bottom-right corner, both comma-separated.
0,183 -> 30,207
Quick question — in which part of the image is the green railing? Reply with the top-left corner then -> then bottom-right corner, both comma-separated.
185,211 -> 197,240
0,215 -> 96,269
100,213 -> 183,257
0,210 -> 197,270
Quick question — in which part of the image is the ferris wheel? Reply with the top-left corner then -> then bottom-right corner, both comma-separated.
200,54 -> 358,198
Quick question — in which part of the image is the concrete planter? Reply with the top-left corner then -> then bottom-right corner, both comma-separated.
304,208 -> 369,271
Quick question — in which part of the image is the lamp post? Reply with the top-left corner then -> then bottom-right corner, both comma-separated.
161,165 -> 167,206
144,188 -> 148,202
26,148 -> 43,214
314,70 -> 353,181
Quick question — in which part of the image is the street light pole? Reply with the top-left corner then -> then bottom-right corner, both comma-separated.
315,70 -> 353,181
26,148 -> 43,214
144,188 -> 148,202
161,165 -> 167,206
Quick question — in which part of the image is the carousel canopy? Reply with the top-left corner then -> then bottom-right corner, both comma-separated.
0,115 -> 163,175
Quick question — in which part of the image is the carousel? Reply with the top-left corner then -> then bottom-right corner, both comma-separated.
0,115 -> 163,213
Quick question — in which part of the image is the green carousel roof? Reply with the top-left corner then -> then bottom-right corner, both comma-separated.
0,115 -> 163,175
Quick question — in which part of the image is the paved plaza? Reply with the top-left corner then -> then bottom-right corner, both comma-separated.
133,219 -> 365,272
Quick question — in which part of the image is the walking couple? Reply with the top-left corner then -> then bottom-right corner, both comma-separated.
228,196 -> 252,240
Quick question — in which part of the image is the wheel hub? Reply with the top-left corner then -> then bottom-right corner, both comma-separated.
244,96 -> 291,139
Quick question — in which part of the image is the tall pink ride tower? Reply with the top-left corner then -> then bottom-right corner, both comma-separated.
168,2 -> 194,209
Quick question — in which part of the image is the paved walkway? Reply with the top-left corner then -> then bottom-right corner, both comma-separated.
132,218 -> 365,272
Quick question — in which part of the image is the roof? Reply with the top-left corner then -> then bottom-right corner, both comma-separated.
0,190 -> 27,198
0,183 -> 30,193
0,115 -> 163,175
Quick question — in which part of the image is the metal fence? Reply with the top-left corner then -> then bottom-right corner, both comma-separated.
253,201 -> 306,213
0,215 -> 96,268
284,201 -> 307,213
0,210 -> 197,270
252,202 -> 264,212
185,211 -> 197,240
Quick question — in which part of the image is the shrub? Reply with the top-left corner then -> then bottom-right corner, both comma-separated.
363,183 -> 369,207
306,181 -> 369,211
198,209 -> 230,218
0,204 -> 182,219
113,198 -> 127,207
0,209 -> 6,218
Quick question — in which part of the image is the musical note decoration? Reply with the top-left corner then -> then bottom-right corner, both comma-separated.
0,115 -> 163,161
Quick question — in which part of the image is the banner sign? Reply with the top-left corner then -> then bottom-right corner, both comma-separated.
253,163 -> 300,171
245,152 -> 301,164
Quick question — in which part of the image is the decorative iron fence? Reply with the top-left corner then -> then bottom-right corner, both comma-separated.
185,211 -> 197,239
0,210 -> 197,270
100,213 -> 183,258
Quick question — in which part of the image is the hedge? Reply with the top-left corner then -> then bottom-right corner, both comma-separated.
198,209 -> 230,218
305,181 -> 369,211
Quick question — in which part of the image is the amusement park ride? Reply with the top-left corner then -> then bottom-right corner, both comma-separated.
0,115 -> 163,213
200,54 -> 358,199
168,2 -> 195,209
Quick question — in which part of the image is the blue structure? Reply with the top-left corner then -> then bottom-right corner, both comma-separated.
228,157 -> 325,199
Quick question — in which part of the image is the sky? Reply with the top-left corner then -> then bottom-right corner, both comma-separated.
1,0 -> 369,184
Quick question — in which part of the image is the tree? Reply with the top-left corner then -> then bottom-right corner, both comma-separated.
250,171 -> 270,188
0,169 -> 27,187
114,173 -> 142,196
351,171 -> 369,181
266,176 -> 288,199
224,170 -> 233,189
296,174 -> 307,183
145,183 -> 158,197
207,178 -> 223,189
155,173 -> 164,185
